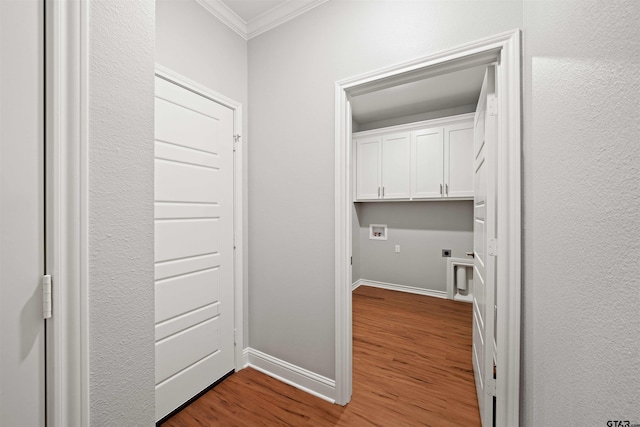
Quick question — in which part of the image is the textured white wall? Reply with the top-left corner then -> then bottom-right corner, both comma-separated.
522,1 -> 640,424
248,0 -> 522,379
156,0 -> 250,350
88,0 -> 155,424
356,202 -> 473,292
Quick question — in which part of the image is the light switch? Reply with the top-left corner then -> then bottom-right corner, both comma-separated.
395,245 -> 400,253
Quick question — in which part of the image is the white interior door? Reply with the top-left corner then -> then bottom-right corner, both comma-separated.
472,66 -> 497,427
0,1 -> 46,425
154,75 -> 235,421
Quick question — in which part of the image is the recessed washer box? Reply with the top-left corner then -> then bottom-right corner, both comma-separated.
369,224 -> 387,240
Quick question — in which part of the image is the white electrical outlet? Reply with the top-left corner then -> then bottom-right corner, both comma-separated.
395,245 -> 400,253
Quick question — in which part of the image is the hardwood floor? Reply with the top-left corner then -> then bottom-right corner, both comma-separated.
161,286 -> 480,426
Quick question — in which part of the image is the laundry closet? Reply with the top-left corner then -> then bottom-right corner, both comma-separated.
350,65 -> 486,300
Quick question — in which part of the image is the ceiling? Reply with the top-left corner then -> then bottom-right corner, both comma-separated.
350,65 -> 487,126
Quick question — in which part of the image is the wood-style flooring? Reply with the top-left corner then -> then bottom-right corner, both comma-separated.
160,286 -> 480,426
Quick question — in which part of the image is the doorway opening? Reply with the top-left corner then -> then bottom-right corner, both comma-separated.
334,30 -> 521,426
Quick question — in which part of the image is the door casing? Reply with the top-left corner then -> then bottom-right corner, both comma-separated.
334,29 -> 522,426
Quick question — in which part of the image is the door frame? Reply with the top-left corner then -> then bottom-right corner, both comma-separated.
153,63 -> 246,374
45,0 -> 90,425
333,29 -> 522,426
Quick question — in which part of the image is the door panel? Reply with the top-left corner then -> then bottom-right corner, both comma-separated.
381,132 -> 410,199
0,1 -> 46,426
411,127 -> 444,199
154,75 -> 235,421
473,66 -> 497,427
356,136 -> 381,200
446,124 -> 474,197
0,0 -> 45,426
156,317 -> 221,383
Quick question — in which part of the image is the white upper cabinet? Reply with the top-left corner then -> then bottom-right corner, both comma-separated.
355,114 -> 474,201
411,127 -> 444,198
444,122 -> 474,198
356,136 -> 382,200
381,132 -> 411,199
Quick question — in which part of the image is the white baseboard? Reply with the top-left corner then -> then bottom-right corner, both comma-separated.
355,279 -> 447,299
246,348 -> 335,403
352,279 -> 363,291
241,347 -> 250,368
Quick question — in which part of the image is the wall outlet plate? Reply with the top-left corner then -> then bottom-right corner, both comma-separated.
442,249 -> 452,257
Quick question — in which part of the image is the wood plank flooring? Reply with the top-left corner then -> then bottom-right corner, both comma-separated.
160,286 -> 480,426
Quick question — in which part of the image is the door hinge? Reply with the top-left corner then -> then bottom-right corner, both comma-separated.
233,232 -> 237,250
487,95 -> 498,116
350,256 -> 353,265
488,238 -> 498,256
234,328 -> 237,345
43,275 -> 52,319
486,378 -> 496,397
233,134 -> 241,152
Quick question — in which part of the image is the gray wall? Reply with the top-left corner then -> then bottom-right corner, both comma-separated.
248,0 -> 522,380
88,0 -> 155,424
355,202 -> 473,292
521,0 -> 640,424
156,0 -> 250,344
83,1 -> 640,424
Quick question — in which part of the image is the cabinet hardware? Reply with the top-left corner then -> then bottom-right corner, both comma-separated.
382,187 -> 385,197
440,184 -> 443,195
445,184 -> 449,195
378,187 -> 380,198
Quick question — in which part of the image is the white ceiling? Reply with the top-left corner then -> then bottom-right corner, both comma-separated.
350,65 -> 487,125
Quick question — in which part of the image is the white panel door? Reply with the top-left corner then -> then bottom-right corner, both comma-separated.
472,66 -> 497,427
381,132 -> 410,199
154,76 -> 235,421
356,136 -> 381,200
0,1 -> 46,425
445,122 -> 474,198
411,127 -> 444,199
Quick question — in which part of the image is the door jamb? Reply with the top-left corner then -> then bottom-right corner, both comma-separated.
45,1 -> 90,426
334,29 -> 522,426
154,64 -> 246,373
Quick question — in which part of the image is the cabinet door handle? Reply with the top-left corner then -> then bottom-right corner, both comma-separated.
440,184 -> 443,195
382,186 -> 385,197
378,187 -> 380,198
445,184 -> 449,195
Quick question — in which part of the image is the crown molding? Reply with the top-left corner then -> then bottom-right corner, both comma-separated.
196,0 -> 329,40
247,0 -> 329,39
195,0 -> 248,40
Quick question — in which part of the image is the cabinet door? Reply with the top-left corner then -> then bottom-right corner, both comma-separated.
411,127 -> 444,199
381,132 -> 411,199
356,136 -> 381,200
444,122 -> 474,198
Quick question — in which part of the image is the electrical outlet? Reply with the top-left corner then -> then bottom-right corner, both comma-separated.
442,249 -> 452,257
395,245 -> 400,253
